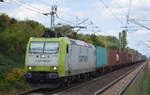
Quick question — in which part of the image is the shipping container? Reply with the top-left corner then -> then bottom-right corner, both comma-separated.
138,56 -> 140,62
108,49 -> 119,66
129,54 -> 132,64
127,53 -> 130,64
117,51 -> 121,64
125,52 -> 129,64
118,51 -> 123,64
137,56 -> 139,62
132,54 -> 134,63
122,52 -> 126,64
134,56 -> 137,63
119,51 -> 126,64
135,56 -> 138,62
96,47 -> 108,68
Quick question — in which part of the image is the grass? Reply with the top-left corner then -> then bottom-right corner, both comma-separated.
124,62 -> 150,95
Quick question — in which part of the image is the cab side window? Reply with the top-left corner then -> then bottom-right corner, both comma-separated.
66,45 -> 69,54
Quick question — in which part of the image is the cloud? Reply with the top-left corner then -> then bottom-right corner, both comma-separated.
4,1 -> 87,27
7,3 -> 48,25
127,29 -> 150,56
1,0 -> 150,56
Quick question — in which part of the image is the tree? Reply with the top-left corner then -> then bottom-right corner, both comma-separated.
119,32 -> 122,50
122,30 -> 127,49
0,14 -> 15,32
0,14 -> 45,61
119,30 -> 127,51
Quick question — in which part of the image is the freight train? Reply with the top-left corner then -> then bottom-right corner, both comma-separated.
24,36 -> 146,88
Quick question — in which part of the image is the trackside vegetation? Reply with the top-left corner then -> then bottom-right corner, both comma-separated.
0,14 -> 142,94
124,61 -> 150,95
0,14 -> 44,95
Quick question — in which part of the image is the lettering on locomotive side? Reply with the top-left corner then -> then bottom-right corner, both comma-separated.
79,56 -> 88,63
35,60 -> 51,63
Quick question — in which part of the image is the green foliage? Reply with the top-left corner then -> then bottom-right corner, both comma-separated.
0,14 -> 44,94
0,14 -> 17,32
119,30 -> 127,51
0,14 -> 45,61
0,68 -> 31,95
118,30 -> 141,55
55,26 -> 120,49
56,25 -> 141,54
123,47 -> 141,55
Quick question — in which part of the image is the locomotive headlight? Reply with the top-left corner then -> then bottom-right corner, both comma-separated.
53,66 -> 57,70
41,54 -> 45,58
28,66 -> 32,70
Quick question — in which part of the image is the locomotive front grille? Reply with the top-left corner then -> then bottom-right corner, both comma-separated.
25,72 -> 58,80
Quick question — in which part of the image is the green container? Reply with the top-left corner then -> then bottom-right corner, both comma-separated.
96,46 -> 108,68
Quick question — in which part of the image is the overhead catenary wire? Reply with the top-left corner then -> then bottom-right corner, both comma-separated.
127,0 -> 133,21
129,19 -> 150,30
125,0 -> 133,30
13,0 -> 100,34
132,18 -> 150,21
64,20 -> 95,35
77,18 -> 89,25
16,0 -> 44,12
125,0 -> 150,32
14,0 -> 69,28
14,0 -> 85,28
14,0 -> 44,14
56,14 -> 76,25
15,0 -> 77,20
56,13 -> 91,28
99,0 -> 125,27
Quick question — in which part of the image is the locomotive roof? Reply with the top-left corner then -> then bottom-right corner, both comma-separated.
70,38 -> 94,48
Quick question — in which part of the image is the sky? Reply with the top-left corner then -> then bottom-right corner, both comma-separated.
0,0 -> 150,57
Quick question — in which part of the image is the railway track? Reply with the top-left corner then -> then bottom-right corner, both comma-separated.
15,88 -> 59,95
16,89 -> 42,95
16,62 -> 146,95
96,62 -> 146,95
15,87 -> 68,95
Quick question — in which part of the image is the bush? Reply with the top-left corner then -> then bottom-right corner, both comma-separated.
0,68 -> 31,95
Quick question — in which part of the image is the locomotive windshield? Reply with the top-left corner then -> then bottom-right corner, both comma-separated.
30,42 -> 43,53
44,42 -> 59,53
30,42 -> 59,54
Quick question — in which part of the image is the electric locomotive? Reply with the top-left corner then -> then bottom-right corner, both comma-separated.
25,35 -> 96,88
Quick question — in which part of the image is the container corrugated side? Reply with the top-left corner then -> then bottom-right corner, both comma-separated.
96,46 -> 107,68
108,49 -> 118,66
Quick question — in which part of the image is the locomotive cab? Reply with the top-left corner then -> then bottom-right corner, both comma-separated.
25,37 -> 70,88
